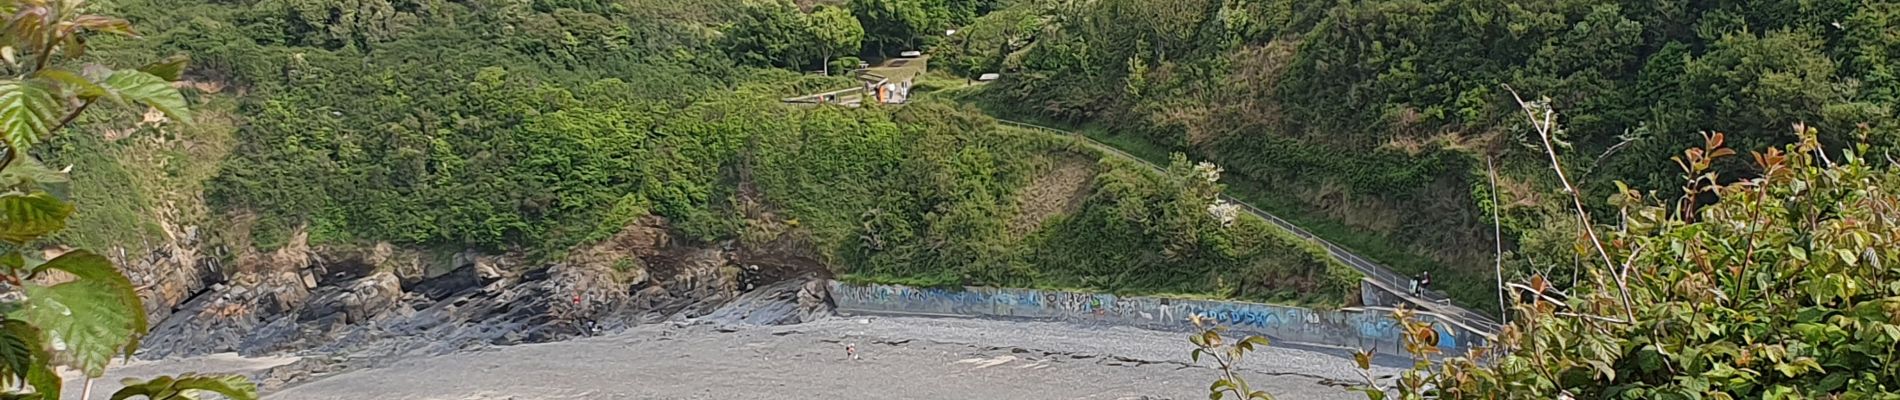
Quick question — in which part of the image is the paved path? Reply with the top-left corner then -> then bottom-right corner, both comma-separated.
993,119 -> 1500,333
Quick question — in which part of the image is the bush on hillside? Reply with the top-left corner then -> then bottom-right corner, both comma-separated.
1359,125 -> 1900,398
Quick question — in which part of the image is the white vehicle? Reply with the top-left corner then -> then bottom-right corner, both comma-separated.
977,73 -> 1001,82
899,50 -> 923,58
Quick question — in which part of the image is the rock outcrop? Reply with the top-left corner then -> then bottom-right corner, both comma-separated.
137,216 -> 834,384
120,224 -> 228,328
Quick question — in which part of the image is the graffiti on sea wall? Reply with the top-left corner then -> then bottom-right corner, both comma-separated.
827,282 -> 1488,357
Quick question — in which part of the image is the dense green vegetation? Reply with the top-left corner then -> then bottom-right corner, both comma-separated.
1356,126 -> 1900,399
48,0 -> 1357,305
946,0 -> 1900,309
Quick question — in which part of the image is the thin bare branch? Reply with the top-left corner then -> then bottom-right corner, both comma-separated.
1486,156 -> 1508,324
1506,282 -> 1570,306
1502,84 -> 1636,323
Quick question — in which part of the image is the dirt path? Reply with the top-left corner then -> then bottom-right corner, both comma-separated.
252,316 -> 1391,399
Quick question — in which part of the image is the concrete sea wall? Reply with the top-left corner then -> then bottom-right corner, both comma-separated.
828,281 -> 1489,357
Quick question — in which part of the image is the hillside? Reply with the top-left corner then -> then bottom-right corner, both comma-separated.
941,0 -> 1900,308
47,0 -> 1360,342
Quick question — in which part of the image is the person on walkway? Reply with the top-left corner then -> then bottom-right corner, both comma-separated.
846,343 -> 859,360
1413,271 -> 1433,296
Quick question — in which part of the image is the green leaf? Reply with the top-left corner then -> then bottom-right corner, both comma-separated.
25,364 -> 57,400
36,250 -> 147,354
1773,362 -> 1802,378
8,320 -> 59,400
1243,336 -> 1269,348
0,192 -> 71,244
100,70 -> 190,125
138,56 -> 189,82
0,250 -> 20,270
0,80 -> 62,151
0,320 -> 31,384
1358,388 -> 1387,400
1635,346 -> 1664,373
0,154 -> 66,188
34,69 -> 114,104
69,15 -> 135,37
14,252 -> 147,377
111,374 -> 258,400
34,250 -> 137,292
1210,378 -> 1233,393
1587,359 -> 1617,381
18,281 -> 141,377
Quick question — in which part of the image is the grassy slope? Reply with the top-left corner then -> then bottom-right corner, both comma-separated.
838,125 -> 1361,306
949,92 -> 1442,290
45,95 -> 240,258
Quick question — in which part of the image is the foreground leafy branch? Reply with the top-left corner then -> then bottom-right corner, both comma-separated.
0,0 -> 255,399
1347,95 -> 1900,398
1188,314 -> 1275,400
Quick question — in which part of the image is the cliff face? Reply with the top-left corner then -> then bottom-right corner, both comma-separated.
131,215 -> 834,387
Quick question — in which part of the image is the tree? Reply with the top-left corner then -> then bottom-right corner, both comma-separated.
724,1 -> 861,73
253,0 -> 410,50
848,0 -> 947,56
1680,30 -> 1839,144
724,0 -> 811,69
940,5 -> 1038,78
0,0 -> 255,398
1841,3 -> 1899,105
942,0 -> 1001,25
806,5 -> 863,76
